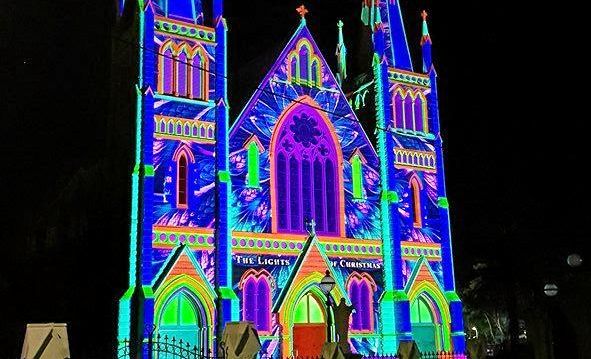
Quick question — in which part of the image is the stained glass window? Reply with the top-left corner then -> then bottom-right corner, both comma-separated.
348,275 -> 374,332
242,275 -> 271,332
404,96 -> 414,131
191,49 -> 207,100
414,96 -> 425,133
274,108 -> 340,234
177,51 -> 188,97
294,293 -> 324,324
299,45 -> 309,82
394,91 -> 404,129
162,47 -> 174,94
159,291 -> 201,349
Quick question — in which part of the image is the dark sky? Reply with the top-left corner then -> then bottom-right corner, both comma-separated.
3,0 -> 586,255
0,0 -> 588,357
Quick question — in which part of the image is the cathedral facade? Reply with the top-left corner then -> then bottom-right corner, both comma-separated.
116,0 -> 465,356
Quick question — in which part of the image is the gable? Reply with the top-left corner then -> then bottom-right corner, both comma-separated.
229,22 -> 378,169
273,234 -> 348,313
228,21 -> 382,238
152,244 -> 216,301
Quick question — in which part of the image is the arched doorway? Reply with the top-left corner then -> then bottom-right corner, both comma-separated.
410,294 -> 443,352
292,292 -> 328,357
158,289 -> 208,354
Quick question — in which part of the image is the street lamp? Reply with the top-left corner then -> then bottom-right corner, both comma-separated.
544,283 -> 558,297
567,253 -> 583,268
319,270 -> 336,342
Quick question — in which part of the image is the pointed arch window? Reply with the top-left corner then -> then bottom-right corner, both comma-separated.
393,90 -> 404,129
413,95 -> 426,133
272,105 -> 341,235
294,293 -> 325,324
299,45 -> 309,82
347,273 -> 375,332
351,153 -> 364,200
393,88 -> 429,135
160,44 -> 175,94
241,272 -> 271,333
288,39 -> 322,87
159,290 -> 206,350
410,293 -> 444,352
191,47 -> 208,100
247,141 -> 260,188
176,50 -> 189,97
288,55 -> 298,82
404,95 -> 414,131
311,59 -> 320,87
177,154 -> 188,207
409,176 -> 423,228
158,41 -> 209,100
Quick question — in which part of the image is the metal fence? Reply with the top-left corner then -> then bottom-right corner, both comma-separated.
118,336 -> 468,359
117,335 -> 218,359
363,352 -> 467,359
283,354 -> 467,359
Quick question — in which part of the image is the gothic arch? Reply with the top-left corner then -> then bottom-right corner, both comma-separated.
154,274 -> 216,353
346,272 -> 376,332
158,39 -> 176,94
239,269 -> 274,333
190,44 -> 209,100
407,280 -> 452,351
409,174 -> 423,227
269,96 -> 345,236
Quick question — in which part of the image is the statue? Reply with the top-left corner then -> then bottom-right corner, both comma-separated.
333,298 -> 354,353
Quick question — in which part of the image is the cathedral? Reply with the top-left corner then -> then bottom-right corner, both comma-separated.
115,0 -> 465,356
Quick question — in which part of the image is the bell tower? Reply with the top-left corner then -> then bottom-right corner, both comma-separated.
366,1 -> 466,353
116,0 -> 237,356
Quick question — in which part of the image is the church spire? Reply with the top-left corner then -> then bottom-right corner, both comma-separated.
420,10 -> 433,73
336,20 -> 347,85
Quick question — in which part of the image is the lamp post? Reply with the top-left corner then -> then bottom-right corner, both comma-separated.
319,270 -> 336,343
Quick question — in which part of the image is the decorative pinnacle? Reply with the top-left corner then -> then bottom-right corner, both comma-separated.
420,9 -> 431,41
296,5 -> 308,19
337,19 -> 344,29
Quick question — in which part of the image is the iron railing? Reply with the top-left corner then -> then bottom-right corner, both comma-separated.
117,335 -> 218,359
118,337 -> 468,359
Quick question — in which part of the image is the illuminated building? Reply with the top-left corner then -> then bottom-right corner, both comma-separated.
116,0 -> 465,356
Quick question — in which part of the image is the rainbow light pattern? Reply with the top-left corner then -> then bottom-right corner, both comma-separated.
117,0 -> 465,357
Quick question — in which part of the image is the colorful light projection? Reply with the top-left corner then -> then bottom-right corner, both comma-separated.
118,1 -> 465,357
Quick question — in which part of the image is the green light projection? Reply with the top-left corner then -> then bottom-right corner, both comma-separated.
247,141 -> 260,187
294,293 -> 325,324
352,155 -> 363,199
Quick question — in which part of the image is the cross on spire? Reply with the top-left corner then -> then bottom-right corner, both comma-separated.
421,10 -> 428,21
296,5 -> 308,19
306,218 -> 316,237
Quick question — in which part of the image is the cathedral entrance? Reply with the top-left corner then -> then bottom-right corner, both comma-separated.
158,289 -> 209,354
410,294 -> 443,352
292,292 -> 327,357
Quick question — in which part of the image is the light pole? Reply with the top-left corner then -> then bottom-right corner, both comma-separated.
319,270 -> 336,343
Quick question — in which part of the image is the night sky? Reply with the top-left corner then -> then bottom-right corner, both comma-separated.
1,0 -> 588,357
